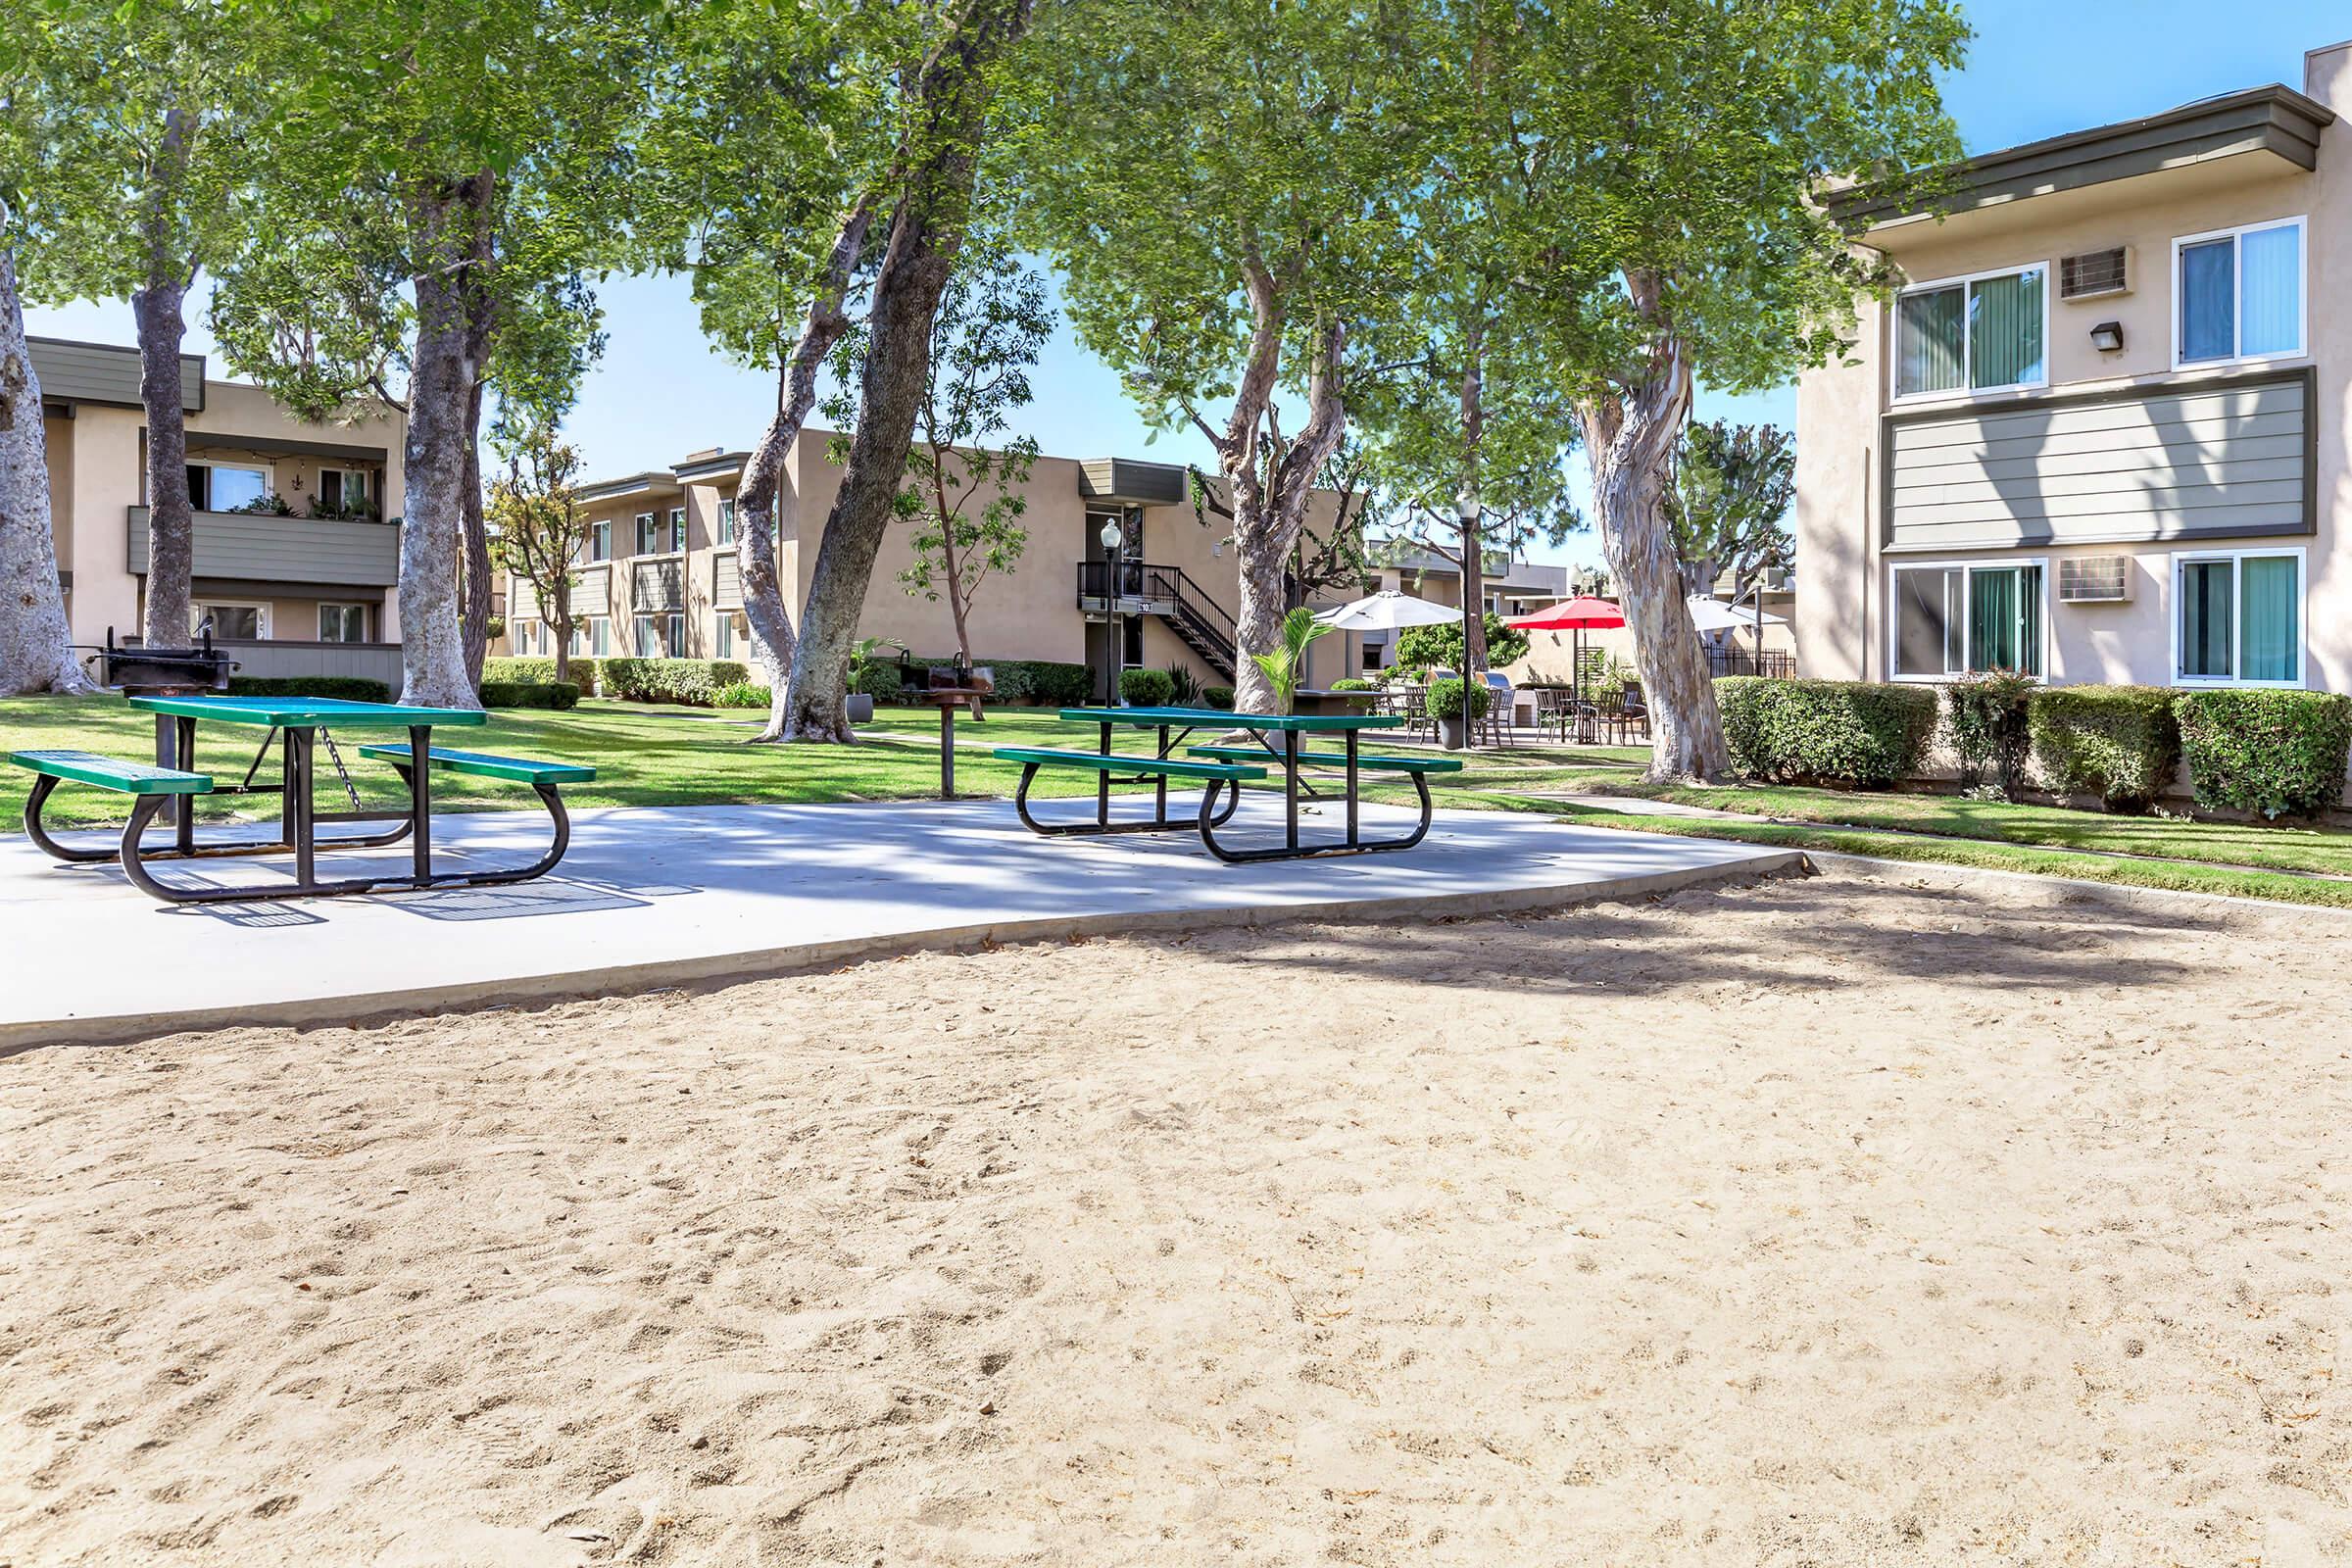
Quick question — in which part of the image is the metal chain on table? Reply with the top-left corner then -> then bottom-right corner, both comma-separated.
316,727 -> 366,810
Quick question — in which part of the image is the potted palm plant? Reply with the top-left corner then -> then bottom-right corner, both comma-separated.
1249,607 -> 1334,714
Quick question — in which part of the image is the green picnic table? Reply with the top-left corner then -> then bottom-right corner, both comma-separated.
993,705 -> 1459,862
10,694 -> 594,905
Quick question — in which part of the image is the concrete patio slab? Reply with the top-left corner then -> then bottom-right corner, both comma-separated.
0,796 -> 1802,1049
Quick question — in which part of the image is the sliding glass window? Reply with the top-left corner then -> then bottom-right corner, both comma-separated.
2178,218 -> 2304,367
2175,550 -> 2301,686
1894,265 -> 2046,398
1890,562 -> 2045,679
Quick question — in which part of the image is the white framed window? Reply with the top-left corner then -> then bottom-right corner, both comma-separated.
590,615 -> 611,657
588,518 -> 612,562
318,467 -> 371,514
1887,559 -> 2046,680
716,499 -> 738,546
633,513 -> 660,556
669,507 -> 687,551
1892,263 -> 2049,401
2175,217 -> 2306,368
634,612 -> 682,658
714,612 -> 748,659
2171,547 -> 2303,688
183,462 -> 271,512
193,601 -> 270,640
318,602 -> 368,642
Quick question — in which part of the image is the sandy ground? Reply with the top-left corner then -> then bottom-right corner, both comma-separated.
4,863 -> 2352,1567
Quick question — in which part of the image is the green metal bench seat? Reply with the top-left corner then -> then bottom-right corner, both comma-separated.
356,743 -> 598,785
1184,745 -> 1464,774
992,747 -> 1264,840
10,749 -> 214,795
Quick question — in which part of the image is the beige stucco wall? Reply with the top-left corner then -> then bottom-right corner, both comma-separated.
1796,41 -> 2352,693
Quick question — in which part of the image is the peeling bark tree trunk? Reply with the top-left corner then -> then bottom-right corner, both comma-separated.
135,107 -> 198,650
1455,337 -> 1488,681
397,172 -> 495,710
0,233 -> 97,695
1575,273 -> 1724,781
780,0 -> 1034,743
460,376 -> 492,688
1218,286 -> 1348,716
738,202 -> 873,742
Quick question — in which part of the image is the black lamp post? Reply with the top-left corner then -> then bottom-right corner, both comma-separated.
1100,515 -> 1124,705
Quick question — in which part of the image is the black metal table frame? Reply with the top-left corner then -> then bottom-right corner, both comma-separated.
24,718 -> 572,905
1021,715 -> 1433,863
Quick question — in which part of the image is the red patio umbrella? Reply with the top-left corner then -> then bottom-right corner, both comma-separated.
1505,597 -> 1625,701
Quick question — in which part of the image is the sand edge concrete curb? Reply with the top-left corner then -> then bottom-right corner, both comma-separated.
4,850 -> 1809,1052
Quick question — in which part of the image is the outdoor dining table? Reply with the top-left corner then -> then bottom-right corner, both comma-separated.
122,693 -> 489,899
1056,705 -> 1409,859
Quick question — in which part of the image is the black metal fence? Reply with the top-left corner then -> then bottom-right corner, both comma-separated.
1706,647 -> 1796,679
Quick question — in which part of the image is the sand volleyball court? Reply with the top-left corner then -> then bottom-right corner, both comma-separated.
4,863 -> 2350,1565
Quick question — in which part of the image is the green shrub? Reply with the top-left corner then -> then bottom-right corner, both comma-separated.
1943,670 -> 2035,799
1202,684 -> 1236,710
1329,677 -> 1375,692
1716,676 -> 1936,786
479,680 -> 579,710
2174,689 -> 2352,819
2028,685 -> 2180,812
225,675 -> 391,704
1120,667 -> 1175,707
1394,612 -> 1529,672
597,659 -> 751,707
482,656 -> 560,685
1164,664 -> 1201,706
967,659 -> 1093,707
715,681 -> 772,710
853,662 -> 904,702
1425,676 -> 1492,721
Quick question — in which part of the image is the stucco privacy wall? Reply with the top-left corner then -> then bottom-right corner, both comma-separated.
1796,40 -> 2352,692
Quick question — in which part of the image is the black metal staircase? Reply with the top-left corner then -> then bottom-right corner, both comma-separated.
1076,561 -> 1238,681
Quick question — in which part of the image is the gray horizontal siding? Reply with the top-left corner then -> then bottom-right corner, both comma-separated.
29,338 -> 202,412
511,576 -> 543,620
631,557 -> 684,611
1885,370 -> 2313,553
711,552 -> 742,608
1078,457 -> 1188,507
215,639 -> 405,686
127,507 -> 401,587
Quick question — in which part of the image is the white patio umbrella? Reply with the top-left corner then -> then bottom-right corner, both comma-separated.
1314,589 -> 1460,631
1686,594 -> 1786,632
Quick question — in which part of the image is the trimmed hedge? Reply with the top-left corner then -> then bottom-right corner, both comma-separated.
486,655 -> 601,695
1426,677 -> 1491,721
715,681 -> 772,710
1718,676 -> 1936,787
480,681 -> 579,710
967,658 -> 1093,707
1328,677 -> 1375,692
1120,667 -> 1176,707
852,662 -> 904,702
598,659 -> 751,707
2028,685 -> 2180,812
1202,685 -> 1236,710
226,675 -> 391,704
1942,670 -> 2034,800
2174,688 -> 2352,819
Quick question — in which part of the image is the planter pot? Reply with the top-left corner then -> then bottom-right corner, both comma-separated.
1439,715 -> 1467,750
845,693 -> 876,723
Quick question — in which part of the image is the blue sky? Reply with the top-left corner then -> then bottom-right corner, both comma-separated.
25,2 -> 2349,568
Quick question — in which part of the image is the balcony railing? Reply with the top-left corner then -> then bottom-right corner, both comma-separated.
127,506 -> 400,588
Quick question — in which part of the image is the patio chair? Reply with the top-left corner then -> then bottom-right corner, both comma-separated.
1479,671 -> 1514,748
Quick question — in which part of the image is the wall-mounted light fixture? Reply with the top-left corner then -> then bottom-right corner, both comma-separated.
2089,320 -> 2125,354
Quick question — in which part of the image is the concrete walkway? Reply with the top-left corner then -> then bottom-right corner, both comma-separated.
1,797 -> 1799,1048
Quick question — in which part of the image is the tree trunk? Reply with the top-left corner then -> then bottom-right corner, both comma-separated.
737,203 -> 874,741
396,173 -> 494,710
0,233 -> 97,695
134,107 -> 198,650
551,576 -> 571,686
1224,308 -> 1348,715
780,0 -> 1035,743
459,377 -> 491,687
1456,328 -> 1488,678
1576,284 -> 1724,782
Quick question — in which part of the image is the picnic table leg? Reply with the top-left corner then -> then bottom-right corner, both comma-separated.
1096,720 -> 1111,829
173,716 -> 196,855
1346,727 -> 1359,847
1153,725 -> 1169,826
289,728 -> 317,889
409,724 -> 433,883
1284,729 -> 1299,852
939,703 -> 956,800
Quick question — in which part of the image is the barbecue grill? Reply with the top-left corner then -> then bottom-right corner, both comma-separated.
91,625 -> 237,696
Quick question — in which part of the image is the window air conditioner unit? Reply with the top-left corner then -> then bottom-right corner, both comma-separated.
2058,556 -> 2132,604
2059,246 -> 2131,301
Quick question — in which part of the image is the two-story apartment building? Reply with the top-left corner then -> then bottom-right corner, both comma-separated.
1796,40 -> 2352,697
504,427 -> 1364,690
34,336 -> 409,680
